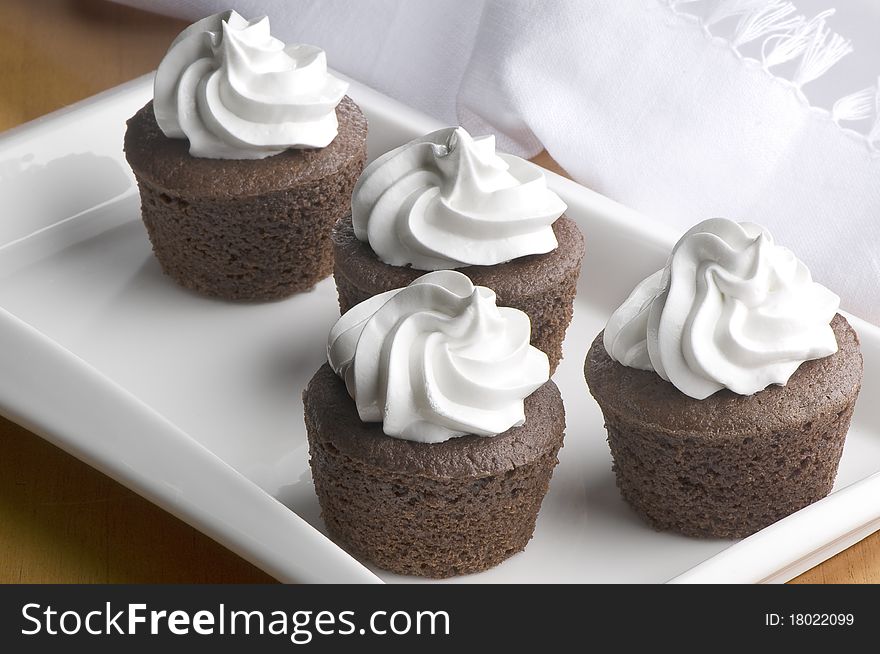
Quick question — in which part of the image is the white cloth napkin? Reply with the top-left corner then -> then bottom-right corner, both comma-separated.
117,0 -> 880,325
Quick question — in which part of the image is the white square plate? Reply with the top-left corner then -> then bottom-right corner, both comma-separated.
1,75 -> 878,583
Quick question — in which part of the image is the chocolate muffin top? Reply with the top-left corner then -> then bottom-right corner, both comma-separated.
332,213 -> 585,299
585,313 -> 863,436
304,363 -> 565,479
123,96 -> 368,199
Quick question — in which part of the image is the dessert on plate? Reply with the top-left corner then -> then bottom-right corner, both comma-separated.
332,126 -> 584,372
303,270 -> 566,577
124,10 -> 367,301
585,218 -> 862,538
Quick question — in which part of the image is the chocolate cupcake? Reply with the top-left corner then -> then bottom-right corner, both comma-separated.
124,11 -> 367,301
332,127 -> 584,372
304,270 -> 565,577
585,219 -> 862,538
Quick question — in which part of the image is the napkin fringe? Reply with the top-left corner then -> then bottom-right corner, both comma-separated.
665,0 -> 879,147
790,10 -> 853,87
832,83 -> 880,145
832,86 -> 875,123
668,1 -> 852,89
730,2 -> 802,48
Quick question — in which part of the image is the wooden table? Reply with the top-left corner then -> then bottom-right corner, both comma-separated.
0,0 -> 877,584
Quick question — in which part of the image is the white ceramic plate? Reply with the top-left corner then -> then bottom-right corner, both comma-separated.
1,75 -> 879,584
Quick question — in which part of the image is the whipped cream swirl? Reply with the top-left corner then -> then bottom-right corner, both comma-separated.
603,218 -> 840,399
351,127 -> 567,270
328,270 -> 550,443
153,10 -> 348,159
